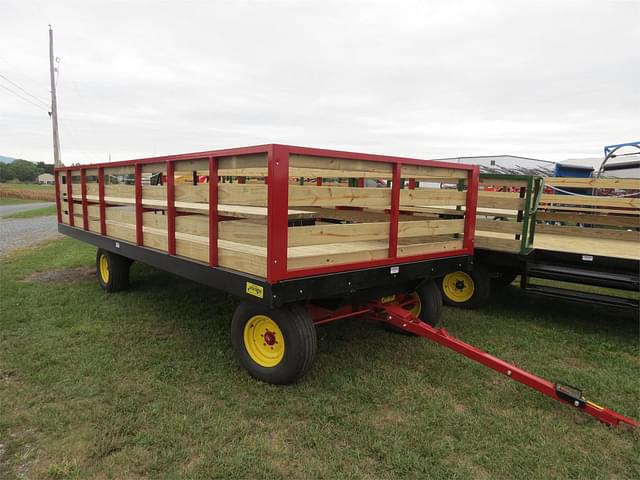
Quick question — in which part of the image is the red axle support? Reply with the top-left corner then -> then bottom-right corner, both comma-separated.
308,301 -> 638,429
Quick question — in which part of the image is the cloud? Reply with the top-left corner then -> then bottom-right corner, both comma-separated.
1,0 -> 638,164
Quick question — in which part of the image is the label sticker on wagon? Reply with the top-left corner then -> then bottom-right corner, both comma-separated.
246,282 -> 264,299
582,255 -> 594,262
390,266 -> 400,274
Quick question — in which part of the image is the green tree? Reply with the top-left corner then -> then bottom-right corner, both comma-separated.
36,161 -> 55,174
0,162 -> 15,181
9,159 -> 40,182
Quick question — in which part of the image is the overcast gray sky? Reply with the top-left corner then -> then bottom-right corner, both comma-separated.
1,0 -> 638,165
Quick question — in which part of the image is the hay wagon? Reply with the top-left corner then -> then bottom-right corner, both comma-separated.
54,144 -> 478,384
435,174 -> 640,310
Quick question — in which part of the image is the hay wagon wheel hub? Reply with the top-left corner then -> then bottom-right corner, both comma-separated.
443,271 -> 475,302
243,315 -> 285,368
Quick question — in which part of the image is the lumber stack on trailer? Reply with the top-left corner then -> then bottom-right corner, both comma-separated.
57,147 -> 476,280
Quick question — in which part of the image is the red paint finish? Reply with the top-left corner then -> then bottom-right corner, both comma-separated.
135,163 -> 143,246
54,171 -> 62,223
408,178 -> 416,190
66,170 -> 74,227
388,163 -> 401,258
98,168 -> 106,235
463,167 -> 480,251
266,145 -> 289,283
372,302 -> 638,429
54,144 -> 477,284
166,161 -> 176,255
316,177 -> 322,186
208,156 -> 219,267
80,169 -> 89,230
356,177 -> 365,188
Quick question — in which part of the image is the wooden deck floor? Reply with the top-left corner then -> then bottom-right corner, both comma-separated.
533,234 -> 640,260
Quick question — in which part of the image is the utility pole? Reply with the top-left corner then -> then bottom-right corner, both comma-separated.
49,24 -> 62,167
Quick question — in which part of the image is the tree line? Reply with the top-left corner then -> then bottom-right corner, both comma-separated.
0,160 -> 55,182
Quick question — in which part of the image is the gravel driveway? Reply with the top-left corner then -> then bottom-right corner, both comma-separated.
0,202 -> 61,256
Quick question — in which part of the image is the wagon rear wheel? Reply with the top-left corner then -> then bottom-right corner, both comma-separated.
96,249 -> 130,292
230,302 -> 317,384
441,265 -> 490,309
382,279 -> 443,335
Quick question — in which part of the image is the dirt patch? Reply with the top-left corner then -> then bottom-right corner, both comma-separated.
23,267 -> 95,284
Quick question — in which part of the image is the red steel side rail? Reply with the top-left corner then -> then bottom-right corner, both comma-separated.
388,163 -> 402,258
266,145 -> 289,283
208,156 -> 219,267
65,170 -> 74,227
80,169 -> 88,231
134,163 -> 143,246
166,161 -> 176,255
54,171 -> 62,223
98,167 -> 106,235
373,303 -> 639,429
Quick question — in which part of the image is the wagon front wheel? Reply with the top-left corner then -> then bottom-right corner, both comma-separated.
230,302 -> 317,384
441,265 -> 490,309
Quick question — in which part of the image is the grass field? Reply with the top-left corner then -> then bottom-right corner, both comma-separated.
0,183 -> 55,202
1,205 -> 57,220
1,238 -> 638,479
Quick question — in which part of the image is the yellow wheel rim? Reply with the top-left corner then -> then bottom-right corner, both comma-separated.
243,315 -> 285,368
99,254 -> 110,283
442,272 -> 475,303
407,293 -> 421,317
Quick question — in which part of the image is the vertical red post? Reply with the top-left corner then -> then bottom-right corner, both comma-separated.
208,156 -> 219,267
463,167 -> 479,252
316,177 -> 322,186
66,170 -> 74,227
408,178 -> 416,190
54,171 -> 62,223
135,163 -> 143,246
80,169 -> 88,230
98,167 -> 106,235
388,162 -> 401,258
266,145 -> 289,283
166,161 -> 176,255
357,177 -> 365,188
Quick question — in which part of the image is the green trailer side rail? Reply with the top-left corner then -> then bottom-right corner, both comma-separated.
478,173 -> 544,255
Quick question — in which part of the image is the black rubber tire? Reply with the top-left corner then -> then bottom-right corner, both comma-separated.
230,302 -> 317,385
96,248 -> 131,293
492,270 -> 518,288
382,280 -> 443,335
441,265 -> 491,309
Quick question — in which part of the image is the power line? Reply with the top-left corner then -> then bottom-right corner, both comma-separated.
0,73 -> 49,108
0,83 -> 50,113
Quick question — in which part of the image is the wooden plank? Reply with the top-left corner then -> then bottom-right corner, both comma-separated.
540,193 -> 640,209
544,177 -> 640,190
476,235 -> 521,252
85,194 -> 316,220
535,224 -> 640,242
537,204 -> 640,215
401,164 -> 468,180
398,239 -> 464,257
479,178 -> 528,188
477,191 -> 525,210
400,188 -> 467,206
290,154 -> 392,178
534,234 -> 640,261
476,218 -> 522,235
288,185 -> 391,208
536,211 -> 639,228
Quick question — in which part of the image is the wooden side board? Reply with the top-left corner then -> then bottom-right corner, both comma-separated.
544,177 -> 640,190
535,224 -> 640,242
477,191 -> 525,210
540,193 -> 640,209
536,211 -> 639,228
